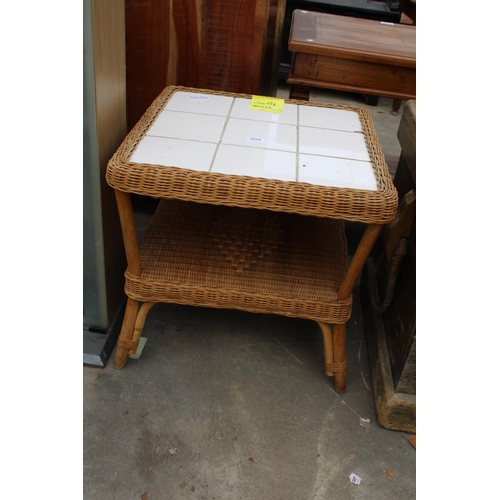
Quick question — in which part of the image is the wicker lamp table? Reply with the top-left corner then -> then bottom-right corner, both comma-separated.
106,86 -> 398,392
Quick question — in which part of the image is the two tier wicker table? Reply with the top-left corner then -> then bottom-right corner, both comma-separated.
106,86 -> 398,392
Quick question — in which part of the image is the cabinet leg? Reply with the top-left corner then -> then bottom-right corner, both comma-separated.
391,99 -> 402,115
365,95 -> 379,106
113,297 -> 140,369
289,84 -> 310,101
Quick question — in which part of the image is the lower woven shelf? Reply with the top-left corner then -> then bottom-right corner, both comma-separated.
125,199 -> 352,324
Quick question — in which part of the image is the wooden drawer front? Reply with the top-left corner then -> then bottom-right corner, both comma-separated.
292,53 -> 416,99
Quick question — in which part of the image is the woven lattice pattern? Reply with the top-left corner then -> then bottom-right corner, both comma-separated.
106,86 -> 398,224
124,199 -> 352,323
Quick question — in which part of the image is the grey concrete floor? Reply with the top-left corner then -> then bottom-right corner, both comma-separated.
83,87 -> 415,500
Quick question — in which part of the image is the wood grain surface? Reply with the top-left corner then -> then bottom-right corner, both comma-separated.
125,0 -> 286,130
289,10 -> 415,66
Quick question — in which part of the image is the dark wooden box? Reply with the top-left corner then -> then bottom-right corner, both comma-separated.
361,100 -> 416,432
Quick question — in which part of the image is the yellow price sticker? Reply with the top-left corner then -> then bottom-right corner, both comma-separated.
249,95 -> 285,114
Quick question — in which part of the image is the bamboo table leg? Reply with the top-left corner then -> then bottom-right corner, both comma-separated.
317,321 -> 347,390
113,189 -> 143,369
317,321 -> 335,377
114,301 -> 157,368
339,224 -> 384,303
114,190 -> 141,276
114,298 -> 140,369
332,323 -> 347,392
331,224 -> 384,392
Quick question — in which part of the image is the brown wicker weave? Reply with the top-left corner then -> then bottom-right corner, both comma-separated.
105,86 -> 398,392
125,199 -> 351,323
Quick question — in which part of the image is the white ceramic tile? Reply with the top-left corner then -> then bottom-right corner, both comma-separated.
130,136 -> 216,171
147,110 -> 226,143
221,118 -> 296,151
299,105 -> 362,132
230,97 -> 297,125
299,127 -> 370,161
350,160 -> 378,190
298,154 -> 377,190
164,91 -> 233,116
211,145 -> 296,181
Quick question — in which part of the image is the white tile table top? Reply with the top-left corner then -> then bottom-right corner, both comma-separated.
130,90 -> 378,191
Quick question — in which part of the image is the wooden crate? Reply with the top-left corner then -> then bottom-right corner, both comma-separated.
361,101 -> 416,432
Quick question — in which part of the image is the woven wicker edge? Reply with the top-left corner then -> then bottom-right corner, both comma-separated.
124,270 -> 353,324
106,86 -> 398,224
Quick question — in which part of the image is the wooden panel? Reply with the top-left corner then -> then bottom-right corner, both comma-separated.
125,0 -> 286,130
92,0 -> 128,323
383,102 -> 416,394
383,219 -> 416,394
293,53 -> 415,96
397,100 -> 416,183
125,0 -> 171,131
260,0 -> 287,97
93,0 -> 127,168
395,335 -> 415,394
361,271 -> 416,432
360,100 -> 416,429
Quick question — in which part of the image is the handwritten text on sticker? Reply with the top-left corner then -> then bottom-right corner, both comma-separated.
249,96 -> 284,114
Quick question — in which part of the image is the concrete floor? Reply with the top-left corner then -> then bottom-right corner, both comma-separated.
83,87 -> 415,499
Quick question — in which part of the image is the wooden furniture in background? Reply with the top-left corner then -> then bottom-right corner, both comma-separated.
287,10 -> 416,113
125,0 -> 286,130
278,0 -> 402,81
361,100 -> 416,432
106,86 -> 398,392
83,0 -> 128,365
399,0 -> 416,24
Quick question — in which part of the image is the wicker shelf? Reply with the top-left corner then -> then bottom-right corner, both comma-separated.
126,199 -> 352,324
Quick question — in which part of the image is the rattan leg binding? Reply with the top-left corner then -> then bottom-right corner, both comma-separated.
114,298 -> 140,369
317,321 -> 348,392
114,301 -> 157,368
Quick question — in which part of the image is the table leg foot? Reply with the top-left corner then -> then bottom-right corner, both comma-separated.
391,99 -> 402,115
113,298 -> 140,369
113,348 -> 131,370
317,321 -> 347,391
